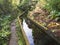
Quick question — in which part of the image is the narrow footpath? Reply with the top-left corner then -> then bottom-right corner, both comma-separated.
9,20 -> 18,45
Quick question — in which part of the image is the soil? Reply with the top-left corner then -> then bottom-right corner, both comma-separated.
9,20 -> 18,45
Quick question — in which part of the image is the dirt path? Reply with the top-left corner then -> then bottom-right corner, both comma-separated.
9,21 -> 18,45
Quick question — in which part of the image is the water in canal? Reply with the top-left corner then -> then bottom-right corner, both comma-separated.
21,19 -> 59,45
22,19 -> 34,45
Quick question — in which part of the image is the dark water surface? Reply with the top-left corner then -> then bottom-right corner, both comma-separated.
21,18 -> 59,45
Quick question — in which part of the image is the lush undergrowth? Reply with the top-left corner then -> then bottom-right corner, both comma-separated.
0,15 -> 11,45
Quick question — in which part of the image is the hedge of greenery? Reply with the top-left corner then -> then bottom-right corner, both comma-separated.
0,15 -> 11,45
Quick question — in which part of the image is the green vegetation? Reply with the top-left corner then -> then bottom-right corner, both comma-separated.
18,0 -> 38,11
41,0 -> 60,21
0,15 -> 11,45
44,0 -> 60,11
0,30 -> 10,45
0,0 -> 13,15
1,0 -> 60,45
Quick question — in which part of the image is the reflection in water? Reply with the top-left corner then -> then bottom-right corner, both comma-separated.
22,19 -> 59,45
22,19 -> 34,45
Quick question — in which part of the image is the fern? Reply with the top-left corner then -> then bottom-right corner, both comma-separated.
44,0 -> 60,11
42,0 -> 60,21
